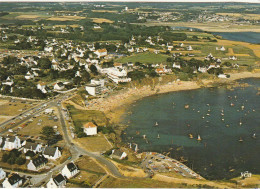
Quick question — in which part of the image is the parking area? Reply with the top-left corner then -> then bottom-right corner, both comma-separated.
141,152 -> 202,179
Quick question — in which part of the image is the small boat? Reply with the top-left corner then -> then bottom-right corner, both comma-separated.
239,120 -> 242,126
252,133 -> 256,138
221,113 -> 224,116
226,124 -> 230,127
143,135 -> 146,139
155,122 -> 159,126
206,113 -> 210,116
189,134 -> 193,139
185,104 -> 190,109
222,118 -> 224,121
239,137 -> 243,142
241,106 -> 245,110
230,103 -> 235,107
135,144 -> 138,152
202,116 -> 205,119
197,135 -> 202,141
157,134 -> 160,139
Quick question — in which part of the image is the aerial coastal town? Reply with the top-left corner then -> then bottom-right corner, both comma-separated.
0,2 -> 260,188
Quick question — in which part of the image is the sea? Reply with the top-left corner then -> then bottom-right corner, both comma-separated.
213,32 -> 260,44
121,78 -> 260,180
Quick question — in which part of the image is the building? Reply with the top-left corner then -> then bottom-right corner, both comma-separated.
37,83 -> 47,94
90,79 -> 105,88
0,168 -> 6,180
83,122 -> 97,136
27,155 -> 48,171
1,136 -> 21,151
94,49 -> 107,58
54,82 -> 65,91
2,173 -> 23,188
85,84 -> 101,96
110,149 -> 127,160
42,147 -> 61,160
61,162 -> 80,179
172,63 -> 181,69
198,67 -> 207,73
46,174 -> 66,188
24,71 -> 34,80
23,142 -> 42,154
187,45 -> 193,51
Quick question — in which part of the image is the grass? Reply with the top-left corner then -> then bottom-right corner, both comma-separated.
47,16 -> 86,21
74,134 -> 112,152
67,104 -> 108,127
91,18 -> 114,24
99,176 -> 189,188
115,52 -> 171,64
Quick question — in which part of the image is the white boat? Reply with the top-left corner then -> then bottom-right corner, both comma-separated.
197,135 -> 202,141
239,137 -> 243,142
239,120 -> 242,126
135,144 -> 138,152
157,134 -> 160,139
252,133 -> 256,138
155,122 -> 159,126
143,135 -> 146,139
189,134 -> 193,139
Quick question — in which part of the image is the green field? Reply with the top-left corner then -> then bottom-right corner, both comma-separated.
115,52 -> 170,64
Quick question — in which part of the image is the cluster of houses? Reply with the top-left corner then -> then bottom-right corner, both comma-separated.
0,161 -> 80,188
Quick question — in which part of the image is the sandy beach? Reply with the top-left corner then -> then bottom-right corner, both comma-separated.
84,71 -> 260,125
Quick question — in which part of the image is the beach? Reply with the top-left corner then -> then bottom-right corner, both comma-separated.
85,71 -> 260,125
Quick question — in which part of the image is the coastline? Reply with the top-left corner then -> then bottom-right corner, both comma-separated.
86,71 -> 260,125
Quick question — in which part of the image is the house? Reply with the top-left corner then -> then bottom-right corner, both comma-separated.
24,71 -> 34,80
187,45 -> 193,51
218,74 -> 228,78
85,84 -> 101,96
61,162 -> 80,179
46,174 -> 66,188
1,136 -> 21,151
94,49 -> 107,58
198,67 -> 207,73
54,82 -> 65,91
110,149 -> 127,160
44,109 -> 54,114
42,147 -> 61,160
27,155 -> 48,171
0,168 -> 6,180
90,79 -> 105,88
2,173 -> 23,188
173,63 -> 181,69
37,83 -> 47,94
23,141 -> 42,153
220,46 -> 225,51
83,122 -> 97,136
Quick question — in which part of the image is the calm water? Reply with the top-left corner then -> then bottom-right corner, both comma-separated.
122,78 -> 260,180
213,32 -> 260,44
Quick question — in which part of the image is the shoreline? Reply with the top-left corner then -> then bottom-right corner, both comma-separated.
86,71 -> 260,125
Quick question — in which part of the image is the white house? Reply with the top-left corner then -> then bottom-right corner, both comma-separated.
2,173 -> 23,188
173,63 -> 181,69
91,79 -> 105,88
1,136 -> 21,151
23,141 -> 43,154
187,45 -> 193,51
54,82 -> 65,91
37,83 -> 47,94
220,46 -> 225,51
85,84 -> 101,96
198,67 -> 207,73
46,174 -> 66,188
42,147 -> 61,160
218,74 -> 228,78
94,49 -> 107,58
0,168 -> 6,180
24,71 -> 34,80
110,149 -> 127,160
83,122 -> 97,136
27,155 -> 48,171
61,162 -> 80,179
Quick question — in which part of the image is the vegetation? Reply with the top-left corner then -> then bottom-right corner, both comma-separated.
2,149 -> 26,165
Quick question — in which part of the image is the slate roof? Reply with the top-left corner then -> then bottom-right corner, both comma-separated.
53,174 -> 66,185
43,147 -> 57,157
24,142 -> 38,151
66,162 -> 78,172
112,149 -> 124,157
7,173 -> 22,185
32,156 -> 48,168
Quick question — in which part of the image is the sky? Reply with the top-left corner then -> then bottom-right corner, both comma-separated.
0,0 -> 259,2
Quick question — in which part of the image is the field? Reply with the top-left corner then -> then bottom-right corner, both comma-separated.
115,52 -> 171,64
91,18 -> 114,24
92,10 -> 118,13
66,104 -> 108,127
1,12 -> 50,20
16,106 -> 62,136
74,134 -> 113,152
216,13 -> 260,21
47,16 -> 86,21
140,21 -> 260,32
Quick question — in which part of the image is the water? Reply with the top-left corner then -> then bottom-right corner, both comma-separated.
213,32 -> 260,44
122,78 -> 260,180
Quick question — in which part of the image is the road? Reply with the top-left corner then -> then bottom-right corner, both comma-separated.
0,90 -> 124,187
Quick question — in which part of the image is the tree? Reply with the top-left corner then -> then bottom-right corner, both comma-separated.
81,71 -> 90,82
38,58 -> 52,69
2,153 -> 9,162
73,76 -> 82,86
15,157 -> 26,165
90,64 -> 98,75
41,126 -> 55,139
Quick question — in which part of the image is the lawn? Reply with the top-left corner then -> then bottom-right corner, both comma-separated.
115,52 -> 171,64
91,18 -> 114,23
47,16 -> 86,21
67,105 -> 108,127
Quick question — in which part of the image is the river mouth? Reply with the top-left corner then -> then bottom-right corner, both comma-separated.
121,78 -> 260,180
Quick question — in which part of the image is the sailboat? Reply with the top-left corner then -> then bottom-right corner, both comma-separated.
155,122 -> 159,126
157,134 -> 160,139
189,134 -> 193,139
239,137 -> 243,142
197,135 -> 202,141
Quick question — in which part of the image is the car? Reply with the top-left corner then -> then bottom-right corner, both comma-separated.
79,155 -> 83,157
67,156 -> 72,160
